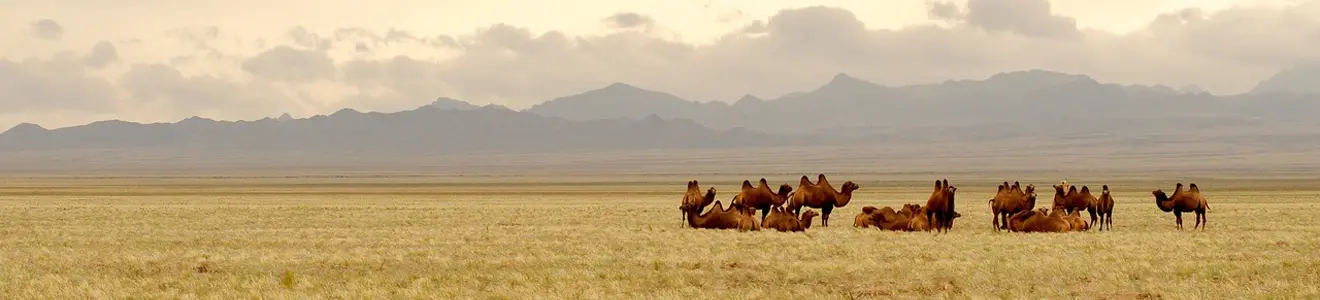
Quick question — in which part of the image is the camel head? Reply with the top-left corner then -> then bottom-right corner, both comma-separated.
801,209 -> 820,219
841,181 -> 860,194
1102,185 -> 1110,195
776,184 -> 793,198
1152,189 -> 1175,213
1025,184 -> 1036,195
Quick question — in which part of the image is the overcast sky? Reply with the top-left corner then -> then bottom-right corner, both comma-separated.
2,0 -> 1318,129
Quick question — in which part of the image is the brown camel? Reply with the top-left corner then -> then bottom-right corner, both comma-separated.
1152,183 -> 1210,230
908,206 -> 931,232
860,205 -> 919,231
786,174 -> 859,227
924,179 -> 957,233
989,181 -> 1037,232
1090,185 -> 1115,231
678,180 -> 717,227
1013,208 -> 1070,233
735,204 -> 760,232
1063,210 -> 1089,231
684,201 -> 744,230
763,205 -> 818,232
854,206 -> 880,228
1052,184 -> 1091,216
731,178 -> 794,221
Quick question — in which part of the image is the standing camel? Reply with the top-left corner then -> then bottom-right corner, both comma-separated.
786,174 -> 859,227
988,181 -> 1036,232
731,178 -> 793,221
1152,183 -> 1210,230
925,179 -> 957,233
678,180 -> 716,227
1090,185 -> 1115,231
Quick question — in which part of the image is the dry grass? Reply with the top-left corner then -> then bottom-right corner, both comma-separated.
2,176 -> 1318,299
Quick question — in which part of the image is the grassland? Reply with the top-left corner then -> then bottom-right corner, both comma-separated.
2,176 -> 1319,299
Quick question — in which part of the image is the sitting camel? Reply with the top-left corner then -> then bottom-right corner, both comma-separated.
786,174 -> 859,227
678,180 -> 717,227
684,201 -> 745,230
1009,208 -> 1071,233
731,178 -> 793,221
1152,183 -> 1210,230
1063,210 -> 1090,231
762,205 -> 819,232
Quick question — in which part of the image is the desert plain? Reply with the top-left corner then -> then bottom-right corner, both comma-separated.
2,171 -> 1319,299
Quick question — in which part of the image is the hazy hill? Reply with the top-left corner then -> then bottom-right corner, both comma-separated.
527,70 -> 1320,138
0,105 -> 791,155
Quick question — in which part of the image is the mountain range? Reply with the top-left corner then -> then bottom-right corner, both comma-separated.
2,67 -> 1318,173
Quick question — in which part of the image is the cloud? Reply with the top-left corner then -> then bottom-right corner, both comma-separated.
0,58 -> 119,114
603,12 -> 655,30
120,63 -> 300,119
82,41 -> 119,68
30,19 -> 64,40
6,2 -> 1320,130
240,45 -> 336,82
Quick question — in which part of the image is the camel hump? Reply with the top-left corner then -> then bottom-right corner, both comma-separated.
934,180 -> 943,190
688,180 -> 696,188
800,176 -> 812,185
817,174 -> 827,182
998,184 -> 1005,191
742,180 -> 754,189
759,178 -> 769,186
1081,186 -> 1090,194
1189,183 -> 1199,191
942,178 -> 949,187
1068,186 -> 1078,194
862,206 -> 877,214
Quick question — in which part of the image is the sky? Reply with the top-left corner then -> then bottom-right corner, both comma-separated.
2,0 -> 1319,129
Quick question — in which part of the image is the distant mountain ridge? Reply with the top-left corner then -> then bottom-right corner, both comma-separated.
3,68 -> 1318,160
0,105 -> 791,154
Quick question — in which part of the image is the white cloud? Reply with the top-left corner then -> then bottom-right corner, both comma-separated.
3,1 -> 1320,130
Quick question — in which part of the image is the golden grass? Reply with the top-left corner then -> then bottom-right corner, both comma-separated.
2,177 -> 1318,299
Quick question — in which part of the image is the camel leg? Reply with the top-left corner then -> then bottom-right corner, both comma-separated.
1174,211 -> 1183,230
1088,210 -> 1098,231
821,205 -> 834,227
760,208 -> 769,222
992,213 -> 1000,232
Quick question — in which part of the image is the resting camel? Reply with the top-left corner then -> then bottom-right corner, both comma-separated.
1090,185 -> 1115,231
854,205 -> 919,230
762,205 -> 818,232
678,180 -> 717,227
1152,183 -> 1210,230
1052,184 -> 1091,216
854,206 -> 880,228
786,174 -> 859,227
731,178 -> 793,221
988,181 -> 1037,232
925,179 -> 957,233
684,201 -> 744,230
1063,210 -> 1089,231
1009,208 -> 1070,233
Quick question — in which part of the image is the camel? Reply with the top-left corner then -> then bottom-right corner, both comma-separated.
786,174 -> 859,227
858,205 -> 919,231
1063,210 -> 1090,231
735,205 -> 760,232
924,179 -> 957,233
854,206 -> 880,228
908,207 -> 931,232
1052,184 -> 1091,216
1090,185 -> 1115,231
684,201 -> 745,230
989,181 -> 1037,232
731,178 -> 794,221
1152,183 -> 1210,230
762,205 -> 818,232
1011,208 -> 1070,233
678,180 -> 717,227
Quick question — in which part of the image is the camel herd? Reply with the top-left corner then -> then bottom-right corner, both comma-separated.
678,175 -> 1212,233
